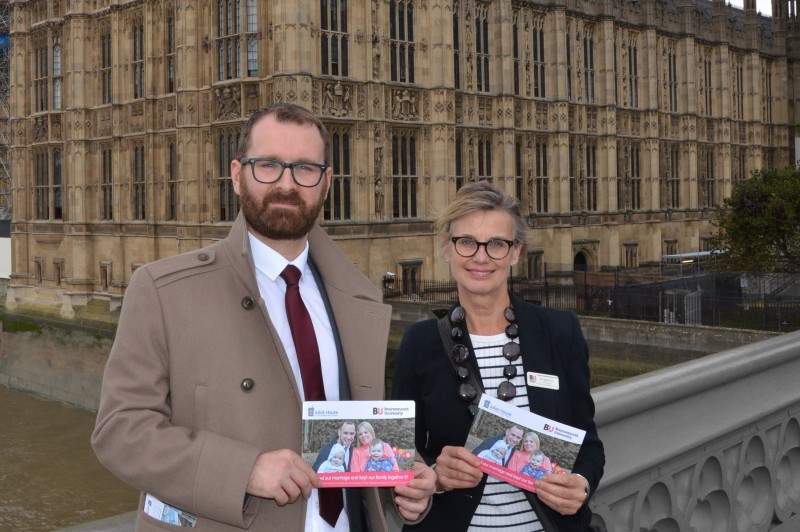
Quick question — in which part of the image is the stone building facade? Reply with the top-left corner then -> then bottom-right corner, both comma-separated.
4,0 -> 793,316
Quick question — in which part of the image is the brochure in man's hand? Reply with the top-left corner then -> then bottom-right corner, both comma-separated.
302,400 -> 416,487
464,394 -> 585,493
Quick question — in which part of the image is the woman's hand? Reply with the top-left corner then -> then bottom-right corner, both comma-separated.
433,446 -> 483,491
534,473 -> 588,516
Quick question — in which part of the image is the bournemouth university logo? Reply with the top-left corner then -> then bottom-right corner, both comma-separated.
372,407 -> 384,415
543,424 -> 556,433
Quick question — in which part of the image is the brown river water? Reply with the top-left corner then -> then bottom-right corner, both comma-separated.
0,385 -> 138,531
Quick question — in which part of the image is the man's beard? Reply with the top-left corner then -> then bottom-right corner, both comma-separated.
240,180 -> 326,240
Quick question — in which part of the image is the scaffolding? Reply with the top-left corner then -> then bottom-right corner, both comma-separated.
0,0 -> 10,221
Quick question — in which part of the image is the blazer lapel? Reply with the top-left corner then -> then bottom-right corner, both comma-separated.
512,293 -> 559,415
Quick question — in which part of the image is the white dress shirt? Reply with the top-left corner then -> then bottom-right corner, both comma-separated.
248,233 -> 348,531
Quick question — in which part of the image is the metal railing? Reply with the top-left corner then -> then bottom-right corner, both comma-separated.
381,274 -> 800,333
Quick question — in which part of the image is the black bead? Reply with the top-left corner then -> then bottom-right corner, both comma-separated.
456,366 -> 470,381
497,381 -> 517,401
503,342 -> 521,360
505,323 -> 519,339
458,382 -> 478,402
452,344 -> 469,364
451,327 -> 463,341
503,365 -> 517,379
504,307 -> 516,323
450,306 -> 466,324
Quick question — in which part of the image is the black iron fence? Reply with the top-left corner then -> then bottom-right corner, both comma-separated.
381,274 -> 800,333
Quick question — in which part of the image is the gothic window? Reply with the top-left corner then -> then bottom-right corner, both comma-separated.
528,251 -> 544,280
392,132 -> 417,218
325,130 -> 352,221
664,239 -> 677,256
515,140 -> 522,198
101,147 -> 113,220
763,60 -> 773,123
390,0 -> 414,83
669,143 -> 680,209
217,0 -> 241,80
512,13 -> 520,96
624,242 -> 638,269
475,6 -> 490,92
699,48 -> 712,117
34,40 -> 48,111
320,0 -> 349,76
455,131 -> 464,191
53,36 -> 62,109
583,31 -> 595,103
166,15 -> 175,93
53,150 -> 62,220
132,18 -> 145,99
732,54 -> 744,120
566,31 -> 572,101
569,138 -> 576,210
668,46 -> 678,112
700,145 -> 715,208
585,140 -> 597,211
628,38 -> 638,108
532,17 -> 545,98
167,142 -> 177,221
132,144 -> 146,220
246,0 -> 259,76
101,31 -> 112,103
535,139 -> 548,213
630,143 -> 641,210
218,130 -> 240,222
453,5 -> 461,89
477,136 -> 492,179
35,151 -> 50,219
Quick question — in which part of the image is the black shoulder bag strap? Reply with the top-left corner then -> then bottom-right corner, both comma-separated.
436,313 -> 559,532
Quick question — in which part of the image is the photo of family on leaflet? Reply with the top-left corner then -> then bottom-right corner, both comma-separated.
465,394 -> 586,493
301,400 -> 416,488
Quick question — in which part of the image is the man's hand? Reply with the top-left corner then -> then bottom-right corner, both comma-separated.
433,446 -> 483,491
393,461 -> 436,521
534,473 -> 588,516
247,449 -> 320,505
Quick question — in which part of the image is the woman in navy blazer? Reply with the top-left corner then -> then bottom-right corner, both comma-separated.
392,182 -> 604,531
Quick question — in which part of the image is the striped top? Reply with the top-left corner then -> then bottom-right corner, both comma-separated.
468,333 -> 542,532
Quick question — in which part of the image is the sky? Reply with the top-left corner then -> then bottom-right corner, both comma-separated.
728,0 -> 773,16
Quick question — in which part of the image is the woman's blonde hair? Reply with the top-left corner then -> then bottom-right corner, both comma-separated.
433,181 -> 530,255
357,421 -> 376,442
523,431 -> 541,449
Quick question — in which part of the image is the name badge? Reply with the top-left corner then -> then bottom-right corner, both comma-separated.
527,372 -> 559,390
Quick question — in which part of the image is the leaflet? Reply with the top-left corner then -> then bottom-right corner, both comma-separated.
302,400 -> 416,487
464,394 -> 585,493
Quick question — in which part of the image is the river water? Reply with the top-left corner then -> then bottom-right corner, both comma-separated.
0,385 -> 138,531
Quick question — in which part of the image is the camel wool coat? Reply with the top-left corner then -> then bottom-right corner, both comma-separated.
92,214 -> 394,531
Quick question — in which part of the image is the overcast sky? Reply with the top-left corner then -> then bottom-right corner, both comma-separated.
728,0 -> 772,16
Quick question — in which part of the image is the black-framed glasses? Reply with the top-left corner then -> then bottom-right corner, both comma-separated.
450,236 -> 515,260
239,158 -> 328,187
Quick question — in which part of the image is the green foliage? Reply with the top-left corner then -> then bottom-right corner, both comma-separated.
711,166 -> 800,273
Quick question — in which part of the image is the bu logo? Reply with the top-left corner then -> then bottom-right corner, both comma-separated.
373,407 -> 384,415
543,424 -> 556,432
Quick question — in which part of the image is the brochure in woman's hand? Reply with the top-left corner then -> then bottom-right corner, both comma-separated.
464,394 -> 585,493
302,400 -> 416,487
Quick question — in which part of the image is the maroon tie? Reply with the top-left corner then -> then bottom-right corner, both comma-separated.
280,265 -> 343,526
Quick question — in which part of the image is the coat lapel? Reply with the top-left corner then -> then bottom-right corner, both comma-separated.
512,293 -> 559,416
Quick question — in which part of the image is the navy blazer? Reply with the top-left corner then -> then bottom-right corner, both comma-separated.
392,293 -> 604,531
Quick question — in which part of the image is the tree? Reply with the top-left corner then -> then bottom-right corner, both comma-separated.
711,166 -> 800,273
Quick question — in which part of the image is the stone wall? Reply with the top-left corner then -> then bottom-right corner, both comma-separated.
0,301 -> 778,412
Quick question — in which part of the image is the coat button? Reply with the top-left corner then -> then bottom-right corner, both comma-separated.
241,296 -> 255,310
198,253 -> 209,261
241,378 -> 255,392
